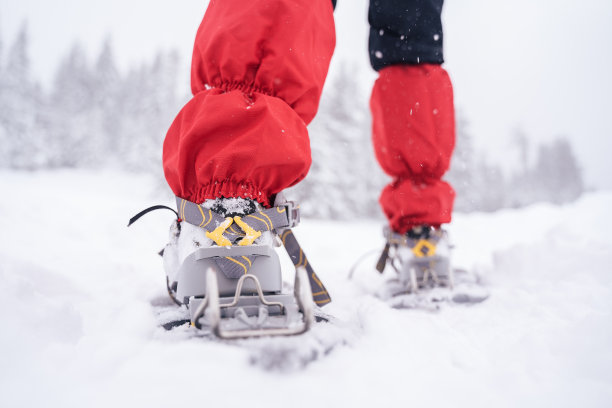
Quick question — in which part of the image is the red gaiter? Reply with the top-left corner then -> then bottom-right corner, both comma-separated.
371,64 -> 456,233
163,0 -> 336,207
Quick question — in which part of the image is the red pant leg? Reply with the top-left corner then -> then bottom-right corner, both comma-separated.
370,64 -> 455,233
163,0 -> 335,207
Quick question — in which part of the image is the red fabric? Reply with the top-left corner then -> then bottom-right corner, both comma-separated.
163,0 -> 335,206
370,64 -> 456,233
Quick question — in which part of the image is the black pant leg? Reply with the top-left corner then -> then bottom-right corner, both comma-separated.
369,0 -> 444,71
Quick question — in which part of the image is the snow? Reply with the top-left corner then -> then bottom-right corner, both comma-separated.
1,170 -> 611,407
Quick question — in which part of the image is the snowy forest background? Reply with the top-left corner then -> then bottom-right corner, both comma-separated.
0,25 -> 585,218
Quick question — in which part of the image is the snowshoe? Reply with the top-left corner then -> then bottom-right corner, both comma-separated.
352,225 -> 488,310
377,225 -> 454,294
128,193 -> 331,339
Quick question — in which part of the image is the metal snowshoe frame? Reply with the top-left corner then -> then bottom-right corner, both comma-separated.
190,267 -> 314,338
391,256 -> 454,295
175,243 -> 313,338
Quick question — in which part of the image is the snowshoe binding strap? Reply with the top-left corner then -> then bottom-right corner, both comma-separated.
376,243 -> 391,273
175,197 -> 300,233
177,196 -> 331,307
280,229 -> 331,306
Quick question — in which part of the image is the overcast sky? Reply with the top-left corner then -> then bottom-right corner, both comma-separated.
1,0 -> 611,189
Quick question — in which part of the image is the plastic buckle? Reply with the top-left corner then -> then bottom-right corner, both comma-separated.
283,201 -> 300,228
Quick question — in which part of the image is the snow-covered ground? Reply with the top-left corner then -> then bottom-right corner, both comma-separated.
1,170 -> 610,407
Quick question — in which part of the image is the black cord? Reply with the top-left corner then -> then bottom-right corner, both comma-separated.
127,205 -> 179,227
